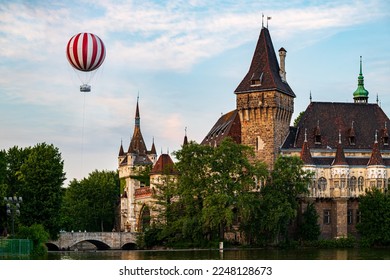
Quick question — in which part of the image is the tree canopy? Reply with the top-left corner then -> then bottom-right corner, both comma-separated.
0,143 -> 66,239
60,170 -> 120,232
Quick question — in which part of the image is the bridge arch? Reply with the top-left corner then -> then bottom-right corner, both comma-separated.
49,232 -> 138,251
46,242 -> 60,251
73,239 -> 111,250
121,242 -> 137,250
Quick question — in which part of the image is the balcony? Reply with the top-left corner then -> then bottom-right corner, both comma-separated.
135,187 -> 152,198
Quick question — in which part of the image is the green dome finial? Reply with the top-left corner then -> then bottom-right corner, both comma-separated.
353,56 -> 369,103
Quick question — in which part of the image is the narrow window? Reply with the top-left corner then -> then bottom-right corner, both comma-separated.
358,176 -> 364,192
347,209 -> 353,225
323,210 -> 331,225
349,176 -> 357,192
318,177 -> 327,191
356,210 -> 361,224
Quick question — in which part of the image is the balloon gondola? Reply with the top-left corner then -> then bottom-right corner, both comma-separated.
66,32 -> 106,92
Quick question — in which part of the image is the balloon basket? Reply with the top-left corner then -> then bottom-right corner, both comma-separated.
80,84 -> 91,92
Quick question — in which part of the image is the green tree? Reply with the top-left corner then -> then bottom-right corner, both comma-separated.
356,188 -> 390,246
17,223 -> 50,259
160,139 -> 268,246
173,141 -> 214,244
60,170 -> 120,232
298,202 -> 321,242
260,156 -> 312,244
17,143 -> 66,239
293,111 -> 305,127
203,138 -> 268,241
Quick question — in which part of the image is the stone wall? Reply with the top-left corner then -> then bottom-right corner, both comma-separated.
236,90 -> 293,168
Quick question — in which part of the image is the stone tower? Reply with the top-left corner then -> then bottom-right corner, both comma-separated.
234,27 -> 295,168
118,98 -> 157,232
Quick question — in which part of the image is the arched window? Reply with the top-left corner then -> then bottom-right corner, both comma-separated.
139,205 -> 151,232
358,176 -> 364,192
318,177 -> 327,191
349,176 -> 357,191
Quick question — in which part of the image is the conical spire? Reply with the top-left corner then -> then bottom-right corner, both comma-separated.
368,130 -> 384,166
332,131 -> 348,166
300,129 -> 314,165
353,56 -> 369,103
128,97 -> 148,155
118,139 -> 125,156
135,95 -> 140,127
149,137 -> 157,155
183,127 -> 188,146
234,27 -> 295,97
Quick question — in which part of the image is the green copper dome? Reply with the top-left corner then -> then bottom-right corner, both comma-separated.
353,56 -> 369,103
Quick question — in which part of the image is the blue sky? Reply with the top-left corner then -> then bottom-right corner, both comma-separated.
1,0 -> 389,185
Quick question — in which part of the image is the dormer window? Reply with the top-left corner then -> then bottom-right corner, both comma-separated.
349,136 -> 356,145
315,135 -> 321,145
250,72 -> 263,86
384,135 -> 389,146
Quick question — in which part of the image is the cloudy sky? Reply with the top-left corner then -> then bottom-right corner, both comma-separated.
1,0 -> 389,185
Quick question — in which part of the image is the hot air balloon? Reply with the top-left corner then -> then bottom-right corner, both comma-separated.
66,32 -> 106,92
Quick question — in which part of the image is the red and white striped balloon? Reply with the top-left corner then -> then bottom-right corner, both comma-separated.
66,33 -> 106,72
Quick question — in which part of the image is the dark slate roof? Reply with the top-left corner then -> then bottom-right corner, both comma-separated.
148,140 -> 157,155
151,154 -> 177,175
332,142 -> 348,166
282,102 -> 390,150
305,157 -> 390,167
367,141 -> 384,166
201,110 -> 241,146
234,27 -> 295,97
118,142 -> 125,157
300,140 -> 314,165
128,125 -> 148,155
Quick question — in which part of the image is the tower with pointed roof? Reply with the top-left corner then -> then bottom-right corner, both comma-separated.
234,26 -> 295,167
118,98 -> 158,232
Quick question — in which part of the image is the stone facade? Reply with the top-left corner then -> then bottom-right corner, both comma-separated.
237,90 -> 294,167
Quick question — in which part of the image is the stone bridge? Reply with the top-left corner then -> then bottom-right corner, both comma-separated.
46,232 -> 138,251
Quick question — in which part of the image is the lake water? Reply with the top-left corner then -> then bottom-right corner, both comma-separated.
47,248 -> 390,260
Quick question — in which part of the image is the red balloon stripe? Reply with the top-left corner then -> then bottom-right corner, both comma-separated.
66,33 -> 106,72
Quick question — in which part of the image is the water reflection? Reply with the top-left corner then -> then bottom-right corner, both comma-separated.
47,248 -> 390,260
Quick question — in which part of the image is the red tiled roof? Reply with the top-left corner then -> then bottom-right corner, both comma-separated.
151,154 -> 177,175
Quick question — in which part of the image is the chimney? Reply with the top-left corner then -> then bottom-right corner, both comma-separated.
279,47 -> 287,82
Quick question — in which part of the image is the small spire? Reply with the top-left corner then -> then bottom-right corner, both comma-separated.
304,128 -> 308,142
375,130 -> 378,143
135,96 -> 140,127
183,127 -> 188,146
376,93 -> 379,104
353,56 -> 369,103
309,91 -> 312,103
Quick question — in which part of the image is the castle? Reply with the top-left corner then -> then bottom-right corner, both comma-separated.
119,25 -> 389,239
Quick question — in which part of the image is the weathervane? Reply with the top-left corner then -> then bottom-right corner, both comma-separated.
262,13 -> 272,28
267,16 -> 272,28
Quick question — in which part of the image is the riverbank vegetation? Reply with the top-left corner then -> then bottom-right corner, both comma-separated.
1,140 -> 390,253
